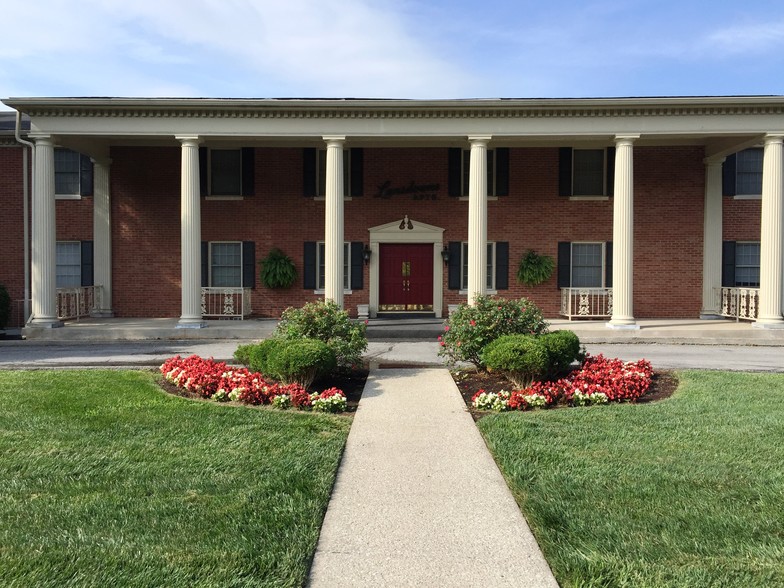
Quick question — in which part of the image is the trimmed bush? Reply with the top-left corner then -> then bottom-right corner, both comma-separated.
245,339 -> 281,375
438,295 -> 548,369
541,330 -> 583,376
263,338 -> 336,390
0,285 -> 10,330
482,335 -> 550,389
233,343 -> 255,366
275,300 -> 367,369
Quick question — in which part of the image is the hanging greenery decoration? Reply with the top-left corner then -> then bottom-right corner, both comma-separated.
259,248 -> 297,289
516,250 -> 555,287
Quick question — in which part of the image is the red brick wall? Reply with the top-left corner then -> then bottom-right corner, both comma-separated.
104,144 -> 710,319
0,146 -> 26,326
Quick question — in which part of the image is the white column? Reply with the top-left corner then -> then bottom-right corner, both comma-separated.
467,136 -> 490,305
324,136 -> 345,308
607,134 -> 639,329
91,157 -> 113,317
28,136 -> 62,328
700,157 -> 724,318
754,134 -> 784,328
177,136 -> 206,328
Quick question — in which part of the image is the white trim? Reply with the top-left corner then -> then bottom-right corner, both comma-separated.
733,194 -> 762,200
368,217 -> 444,318
55,193 -> 82,200
568,196 -> 609,201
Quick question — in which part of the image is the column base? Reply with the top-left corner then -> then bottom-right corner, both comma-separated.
753,319 -> 784,329
27,318 -> 64,329
606,320 -> 640,330
699,312 -> 724,320
177,318 -> 207,329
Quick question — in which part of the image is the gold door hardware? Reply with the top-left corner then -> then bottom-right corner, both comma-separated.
401,261 -> 411,277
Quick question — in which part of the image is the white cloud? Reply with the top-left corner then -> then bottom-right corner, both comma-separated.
705,20 -> 784,55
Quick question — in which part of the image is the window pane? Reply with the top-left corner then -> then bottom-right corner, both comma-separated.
571,243 -> 603,287
735,242 -> 760,287
55,149 -> 80,195
486,242 -> 494,289
210,242 -> 242,287
317,242 -> 349,290
461,242 -> 495,290
318,243 -> 326,290
736,149 -> 763,195
461,150 -> 495,196
461,242 -> 469,290
56,241 -> 81,287
573,149 -> 604,196
344,242 -> 350,290
210,150 -> 242,196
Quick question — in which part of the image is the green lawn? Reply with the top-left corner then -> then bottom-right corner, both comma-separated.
479,370 -> 784,588
0,370 -> 350,588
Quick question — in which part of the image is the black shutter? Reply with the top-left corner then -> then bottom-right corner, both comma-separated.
558,148 -> 572,197
605,242 -> 613,288
606,147 -> 616,197
199,148 -> 208,197
722,241 -> 736,287
722,154 -> 737,197
201,242 -> 209,287
557,242 -> 571,288
79,154 -> 94,197
350,148 -> 364,197
495,242 -> 509,289
303,241 -> 317,289
80,240 -> 94,287
495,148 -> 509,196
242,241 -> 256,289
303,148 -> 317,197
448,148 -> 463,197
241,148 -> 255,197
447,241 -> 462,289
350,242 -> 364,289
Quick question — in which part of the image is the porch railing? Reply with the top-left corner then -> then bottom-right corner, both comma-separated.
57,285 -> 102,321
717,287 -> 759,321
560,287 -> 613,320
201,287 -> 252,319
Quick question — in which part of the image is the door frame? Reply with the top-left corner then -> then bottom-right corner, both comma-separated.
368,217 -> 444,318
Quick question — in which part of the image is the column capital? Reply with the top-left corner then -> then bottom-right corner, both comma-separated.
703,155 -> 726,166
764,133 -> 784,144
175,135 -> 201,146
467,135 -> 492,145
29,134 -> 54,145
91,156 -> 113,167
323,135 -> 346,146
614,134 -> 640,144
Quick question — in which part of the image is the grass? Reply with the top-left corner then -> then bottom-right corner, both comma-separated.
479,370 -> 784,588
0,370 -> 351,588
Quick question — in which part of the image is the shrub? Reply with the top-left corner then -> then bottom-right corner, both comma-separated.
541,330 -> 583,377
0,285 -> 10,330
275,300 -> 367,369
438,295 -> 548,369
246,339 -> 281,375
482,335 -> 550,388
264,338 -> 336,390
233,343 -> 255,366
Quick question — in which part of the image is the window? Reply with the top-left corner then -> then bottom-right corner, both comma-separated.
735,242 -> 760,287
209,242 -> 243,287
56,241 -> 82,288
570,242 -> 604,287
55,148 -> 92,198
460,149 -> 496,197
461,242 -> 496,290
317,242 -> 350,291
210,149 -> 242,196
317,149 -> 351,197
558,147 -> 614,198
736,148 -> 763,196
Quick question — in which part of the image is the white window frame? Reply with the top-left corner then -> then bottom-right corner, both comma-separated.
315,241 -> 352,293
208,241 -> 243,288
56,240 -> 82,288
206,148 -> 243,200
734,148 -> 763,200
459,241 -> 497,293
734,241 -> 760,288
570,241 -> 606,288
54,148 -> 82,200
459,149 -> 497,199
315,149 -> 351,200
571,148 -> 608,198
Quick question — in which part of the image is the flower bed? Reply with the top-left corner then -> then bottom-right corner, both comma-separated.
471,354 -> 654,411
160,355 -> 348,413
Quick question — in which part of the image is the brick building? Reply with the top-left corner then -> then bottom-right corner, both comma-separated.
0,97 -> 781,332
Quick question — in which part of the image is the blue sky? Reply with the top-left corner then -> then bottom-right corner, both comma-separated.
2,0 -> 784,109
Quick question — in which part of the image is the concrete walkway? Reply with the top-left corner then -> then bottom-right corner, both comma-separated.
307,368 -> 558,587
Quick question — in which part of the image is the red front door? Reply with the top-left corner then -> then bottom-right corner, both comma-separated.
379,244 -> 434,311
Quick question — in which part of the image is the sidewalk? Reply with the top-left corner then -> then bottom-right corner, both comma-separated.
307,368 -> 558,587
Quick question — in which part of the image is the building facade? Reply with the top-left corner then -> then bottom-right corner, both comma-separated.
0,97 -> 782,331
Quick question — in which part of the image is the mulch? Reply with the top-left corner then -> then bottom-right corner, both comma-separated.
452,368 -> 680,421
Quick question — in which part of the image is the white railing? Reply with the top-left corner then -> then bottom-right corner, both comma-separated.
718,287 -> 759,321
560,287 -> 613,320
201,287 -> 252,319
57,286 -> 102,321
